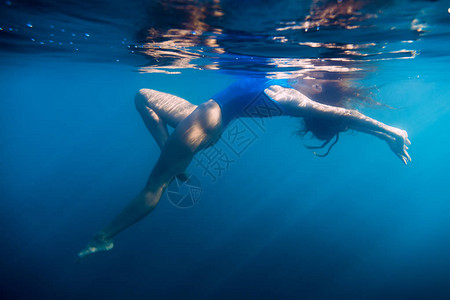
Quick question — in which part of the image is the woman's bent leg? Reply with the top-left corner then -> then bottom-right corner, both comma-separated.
135,96 -> 170,150
135,89 -> 198,150
78,100 -> 222,258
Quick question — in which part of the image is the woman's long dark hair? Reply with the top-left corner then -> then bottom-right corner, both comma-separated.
291,77 -> 380,156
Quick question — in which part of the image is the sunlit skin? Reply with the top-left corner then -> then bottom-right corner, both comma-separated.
78,80 -> 411,259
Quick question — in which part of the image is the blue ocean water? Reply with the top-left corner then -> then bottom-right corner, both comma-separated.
1,0 -> 450,299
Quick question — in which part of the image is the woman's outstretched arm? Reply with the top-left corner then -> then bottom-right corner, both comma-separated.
264,85 -> 411,164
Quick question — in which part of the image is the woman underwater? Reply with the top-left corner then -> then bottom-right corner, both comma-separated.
78,77 -> 411,259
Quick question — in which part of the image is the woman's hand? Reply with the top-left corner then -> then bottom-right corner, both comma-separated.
77,232 -> 114,261
386,128 -> 411,165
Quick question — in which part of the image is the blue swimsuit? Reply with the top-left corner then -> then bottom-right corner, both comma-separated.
211,78 -> 292,127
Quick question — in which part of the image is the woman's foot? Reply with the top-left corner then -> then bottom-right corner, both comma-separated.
77,233 -> 114,260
